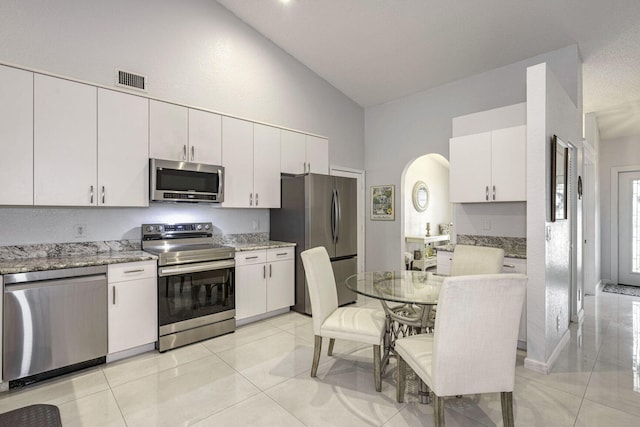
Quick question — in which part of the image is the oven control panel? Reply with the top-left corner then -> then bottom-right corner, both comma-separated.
142,222 -> 212,239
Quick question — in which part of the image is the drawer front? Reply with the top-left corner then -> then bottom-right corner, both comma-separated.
235,250 -> 267,266
108,260 -> 157,283
502,257 -> 527,274
267,247 -> 294,262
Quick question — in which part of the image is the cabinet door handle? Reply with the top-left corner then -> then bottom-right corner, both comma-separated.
269,264 -> 272,277
101,186 -> 105,204
183,145 -> 187,160
485,185 -> 489,201
90,185 -> 94,204
112,286 -> 116,305
255,193 -> 259,207
493,185 -> 496,201
263,265 -> 266,279
124,268 -> 145,274
249,193 -> 253,206
191,146 -> 195,161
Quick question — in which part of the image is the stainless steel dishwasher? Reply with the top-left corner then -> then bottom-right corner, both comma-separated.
3,265 -> 108,384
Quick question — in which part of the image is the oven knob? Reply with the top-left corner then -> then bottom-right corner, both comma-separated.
204,224 -> 210,230
156,226 -> 163,232
196,224 -> 202,230
146,225 -> 155,233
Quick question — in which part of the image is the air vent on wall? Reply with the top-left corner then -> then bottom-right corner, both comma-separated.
115,69 -> 147,92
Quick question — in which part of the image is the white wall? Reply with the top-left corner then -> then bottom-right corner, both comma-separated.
0,0 -> 364,244
525,62 -> 580,371
365,45 -> 581,271
403,154 -> 450,237
598,134 -> 640,282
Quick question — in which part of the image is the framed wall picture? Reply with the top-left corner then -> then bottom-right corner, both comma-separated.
370,185 -> 395,220
551,135 -> 568,221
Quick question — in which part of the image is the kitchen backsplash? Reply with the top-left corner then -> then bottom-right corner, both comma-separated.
457,234 -> 526,257
0,232 -> 271,260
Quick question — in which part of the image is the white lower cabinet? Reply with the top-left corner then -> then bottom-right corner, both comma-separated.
235,248 -> 294,321
107,261 -> 158,354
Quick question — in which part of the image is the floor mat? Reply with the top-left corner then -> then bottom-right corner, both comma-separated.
602,283 -> 640,297
0,404 -> 62,427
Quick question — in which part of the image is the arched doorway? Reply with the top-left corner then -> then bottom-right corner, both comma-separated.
402,153 -> 452,270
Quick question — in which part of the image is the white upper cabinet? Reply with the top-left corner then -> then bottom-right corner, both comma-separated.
280,129 -> 329,175
97,89 -> 149,207
221,116 -> 254,207
188,108 -> 222,165
222,118 -> 281,208
149,100 -> 189,162
490,126 -> 526,201
305,135 -> 329,174
34,74 -> 97,206
149,100 -> 222,164
449,125 -> 526,203
0,65 -> 33,205
253,124 -> 281,208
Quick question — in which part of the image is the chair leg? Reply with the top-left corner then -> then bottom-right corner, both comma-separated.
327,338 -> 335,356
396,354 -> 406,402
311,335 -> 322,377
433,393 -> 445,427
373,344 -> 382,392
501,391 -> 514,427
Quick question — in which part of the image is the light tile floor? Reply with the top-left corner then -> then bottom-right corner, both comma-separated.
1,289 -> 640,426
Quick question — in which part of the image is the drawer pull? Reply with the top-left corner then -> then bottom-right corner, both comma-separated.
124,268 -> 145,274
245,256 -> 259,260
503,264 -> 515,269
276,252 -> 288,256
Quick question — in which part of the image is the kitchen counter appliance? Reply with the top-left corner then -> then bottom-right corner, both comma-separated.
3,265 -> 108,386
142,222 -> 235,351
150,158 -> 224,203
270,174 -> 358,314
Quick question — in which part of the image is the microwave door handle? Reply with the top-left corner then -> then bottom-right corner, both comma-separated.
218,169 -> 223,198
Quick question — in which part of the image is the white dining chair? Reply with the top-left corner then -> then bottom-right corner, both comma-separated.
301,246 -> 386,391
395,273 -> 527,427
449,244 -> 505,276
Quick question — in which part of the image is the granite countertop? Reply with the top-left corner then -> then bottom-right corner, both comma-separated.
0,250 -> 157,275
434,235 -> 526,259
233,241 -> 296,252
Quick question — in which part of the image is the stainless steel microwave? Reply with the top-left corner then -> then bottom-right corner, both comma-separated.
150,158 -> 224,203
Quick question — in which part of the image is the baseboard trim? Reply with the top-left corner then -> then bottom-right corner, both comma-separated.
523,328 -> 570,374
236,307 -> 291,327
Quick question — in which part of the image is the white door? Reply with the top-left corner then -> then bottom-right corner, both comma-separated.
34,74 -> 97,206
618,171 -> 640,286
491,125 -> 526,201
188,108 -> 222,165
149,100 -> 188,162
0,65 -> 33,205
306,135 -> 329,174
221,117 -> 254,207
97,89 -> 149,207
449,132 -> 491,202
253,124 -> 281,208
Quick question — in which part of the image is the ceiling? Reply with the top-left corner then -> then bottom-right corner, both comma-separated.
216,0 -> 640,140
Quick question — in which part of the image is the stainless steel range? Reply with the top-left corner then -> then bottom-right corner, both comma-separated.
142,222 -> 235,352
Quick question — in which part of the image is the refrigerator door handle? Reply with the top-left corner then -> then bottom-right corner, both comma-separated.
331,188 -> 340,244
335,187 -> 341,244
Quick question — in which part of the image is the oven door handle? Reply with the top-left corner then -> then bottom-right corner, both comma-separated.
158,260 -> 235,277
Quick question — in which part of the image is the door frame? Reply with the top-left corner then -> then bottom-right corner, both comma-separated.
609,164 -> 640,285
330,166 -> 365,273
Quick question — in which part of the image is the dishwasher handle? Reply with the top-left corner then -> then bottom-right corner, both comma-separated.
4,273 -> 107,292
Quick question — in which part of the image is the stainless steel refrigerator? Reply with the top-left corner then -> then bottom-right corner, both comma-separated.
270,173 -> 358,314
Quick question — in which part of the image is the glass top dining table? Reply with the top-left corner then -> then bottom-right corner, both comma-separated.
345,270 -> 444,306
